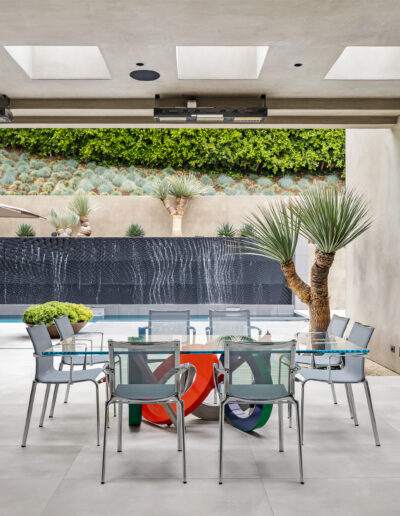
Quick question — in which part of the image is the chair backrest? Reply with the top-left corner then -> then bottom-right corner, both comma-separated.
26,323 -> 55,381
342,322 -> 375,382
209,309 -> 251,336
54,315 -> 74,340
148,310 -> 190,336
327,315 -> 350,338
347,322 -> 375,349
108,339 -> 180,397
223,339 -> 296,398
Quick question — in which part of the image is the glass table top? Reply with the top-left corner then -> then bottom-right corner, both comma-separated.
42,332 -> 369,356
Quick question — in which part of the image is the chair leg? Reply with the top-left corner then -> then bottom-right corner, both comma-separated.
218,401 -> 225,484
49,362 -> 63,418
179,399 -> 187,484
64,364 -> 74,403
101,400 -> 110,484
278,402 -> 284,452
348,384 -> 359,426
300,382 -> 305,445
39,384 -> 51,427
344,384 -> 354,419
288,402 -> 292,429
117,402 -> 123,452
176,402 -> 182,452
363,380 -> 380,446
21,381 -> 37,447
105,376 -> 110,429
330,382 -> 338,405
95,382 -> 100,446
293,399 -> 304,484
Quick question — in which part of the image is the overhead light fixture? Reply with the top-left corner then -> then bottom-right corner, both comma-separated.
154,96 -> 267,123
130,69 -> 160,81
0,95 -> 13,123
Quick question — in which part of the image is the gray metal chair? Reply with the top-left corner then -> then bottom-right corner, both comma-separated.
206,309 -> 262,338
296,314 -> 350,405
297,322 -> 379,446
101,339 -> 187,484
215,339 -> 304,484
53,315 -> 107,407
21,323 -> 105,447
144,310 -> 196,339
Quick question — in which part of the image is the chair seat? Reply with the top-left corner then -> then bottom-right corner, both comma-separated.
62,354 -> 107,366
37,367 -> 104,384
228,384 -> 289,401
297,367 -> 362,384
296,354 -> 342,367
115,383 -> 177,401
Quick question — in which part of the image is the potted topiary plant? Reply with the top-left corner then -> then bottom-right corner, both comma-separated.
22,301 -> 93,337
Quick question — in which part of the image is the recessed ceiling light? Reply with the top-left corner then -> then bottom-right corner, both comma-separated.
4,45 -> 111,80
176,46 -> 269,79
130,69 -> 160,81
326,46 -> 400,80
136,62 -> 144,66
294,63 -> 303,67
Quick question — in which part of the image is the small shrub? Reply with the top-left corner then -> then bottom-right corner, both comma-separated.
22,301 -> 93,327
87,161 -> 96,170
278,177 -> 294,189
19,172 -> 31,183
30,159 -> 46,170
29,184 -> 40,193
1,157 -> 15,166
134,176 -> 145,187
37,166 -> 51,177
16,223 -> 36,237
217,222 -> 236,238
247,184 -> 263,194
326,175 -> 339,185
42,183 -> 53,194
248,174 -> 259,180
51,186 -> 75,195
125,223 -> 145,237
16,162 -> 30,175
217,175 -> 234,186
298,178 -> 310,189
95,166 -> 106,175
200,175 -> 213,185
0,188 -> 6,195
98,182 -> 113,194
66,159 -> 79,169
77,179 -> 94,192
257,177 -> 273,187
1,170 -> 17,185
141,180 -> 153,194
111,190 -> 122,195
128,165 -> 137,173
112,175 -> 124,187
121,179 -> 138,193
68,177 -> 80,189
290,185 -> 301,192
52,163 -> 65,173
162,166 -> 175,175
261,188 -> 275,196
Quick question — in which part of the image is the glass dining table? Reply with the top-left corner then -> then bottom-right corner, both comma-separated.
43,331 -> 369,431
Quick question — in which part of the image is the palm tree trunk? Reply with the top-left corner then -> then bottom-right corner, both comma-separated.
171,215 -> 183,237
308,250 -> 335,332
77,216 -> 91,237
280,260 -> 311,304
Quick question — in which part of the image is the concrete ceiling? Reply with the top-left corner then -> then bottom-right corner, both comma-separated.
1,0 -> 400,127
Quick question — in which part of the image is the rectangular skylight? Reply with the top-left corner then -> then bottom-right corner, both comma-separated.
325,46 -> 400,80
4,46 -> 111,79
176,46 -> 268,79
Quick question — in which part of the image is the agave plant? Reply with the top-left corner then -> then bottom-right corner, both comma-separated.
16,223 -> 35,237
125,222 -> 145,237
217,222 -> 236,238
68,192 -> 96,237
241,185 -> 372,332
152,173 -> 205,237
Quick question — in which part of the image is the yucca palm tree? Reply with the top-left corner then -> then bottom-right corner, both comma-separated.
49,208 -> 79,237
241,185 -> 372,332
152,173 -> 205,237
68,192 -> 96,237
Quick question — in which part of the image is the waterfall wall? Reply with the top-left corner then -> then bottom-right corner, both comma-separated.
0,238 -> 292,305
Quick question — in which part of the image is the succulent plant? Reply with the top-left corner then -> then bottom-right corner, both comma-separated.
248,174 -> 259,180
16,223 -> 36,237
141,180 -> 153,194
261,188 -> 275,196
86,161 -> 96,170
30,159 -> 46,170
120,179 -> 138,192
224,186 -> 235,196
125,222 -> 145,237
0,149 -> 9,157
1,157 -> 15,166
278,176 -> 295,189
1,169 -> 17,185
19,172 -> 31,183
111,190 -> 122,195
77,179 -> 94,192
326,175 -> 340,185
217,222 -> 236,238
134,176 -> 145,187
112,174 -> 124,187
239,223 -> 255,237
98,182 -> 113,194
162,166 -> 175,176
298,178 -> 310,189
217,175 -> 234,186
257,177 -> 273,187
42,183 -> 53,194
29,184 -> 40,192
290,185 -> 302,192
66,159 -> 79,169
129,165 -> 137,173
17,162 -> 30,175
200,175 -> 213,185
202,186 -> 217,196
37,166 -> 51,177
95,166 -> 106,175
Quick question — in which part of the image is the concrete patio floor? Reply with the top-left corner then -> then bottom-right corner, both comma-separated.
1,323 -> 400,516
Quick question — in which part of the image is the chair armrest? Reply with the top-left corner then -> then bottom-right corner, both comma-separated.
205,326 -> 211,335
213,363 -> 227,401
177,363 -> 193,394
250,325 -> 262,337
189,325 -> 196,336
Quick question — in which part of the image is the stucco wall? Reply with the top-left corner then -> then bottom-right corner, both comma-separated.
346,125 -> 400,372
0,195 -> 346,309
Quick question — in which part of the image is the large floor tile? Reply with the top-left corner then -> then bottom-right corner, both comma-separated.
0,478 -> 60,516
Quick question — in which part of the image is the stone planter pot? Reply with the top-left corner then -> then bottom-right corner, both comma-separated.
26,321 -> 88,338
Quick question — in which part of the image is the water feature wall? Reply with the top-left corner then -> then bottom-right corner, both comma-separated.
0,238 -> 292,305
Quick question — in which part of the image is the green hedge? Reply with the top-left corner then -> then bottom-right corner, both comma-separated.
0,128 -> 345,175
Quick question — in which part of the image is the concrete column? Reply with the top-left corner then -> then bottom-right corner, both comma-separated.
346,123 -> 400,372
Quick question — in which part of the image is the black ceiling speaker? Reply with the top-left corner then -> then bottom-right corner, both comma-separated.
0,95 -> 13,123
130,70 -> 160,81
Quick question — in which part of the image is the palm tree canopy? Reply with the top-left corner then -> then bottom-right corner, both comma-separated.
168,173 -> 205,198
151,177 -> 170,200
68,192 -> 96,217
291,185 -> 372,254
240,201 -> 300,263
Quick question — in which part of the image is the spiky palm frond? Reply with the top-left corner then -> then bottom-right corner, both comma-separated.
151,177 -> 170,200
291,184 -> 372,254
63,210 -> 79,228
241,201 -> 300,263
68,192 -> 95,217
168,173 -> 205,198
